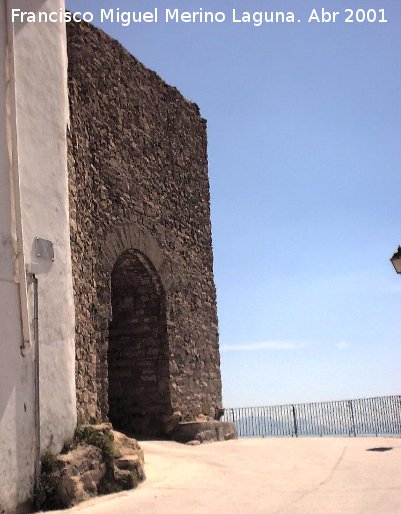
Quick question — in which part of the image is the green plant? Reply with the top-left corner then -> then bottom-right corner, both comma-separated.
33,451 -> 62,511
73,426 -> 115,464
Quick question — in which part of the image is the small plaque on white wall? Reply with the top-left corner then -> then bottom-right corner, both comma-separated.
35,237 -> 54,262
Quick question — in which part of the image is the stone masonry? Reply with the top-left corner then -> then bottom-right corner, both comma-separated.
66,20 -> 223,436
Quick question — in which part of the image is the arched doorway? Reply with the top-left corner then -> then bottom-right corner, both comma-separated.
108,250 -> 171,437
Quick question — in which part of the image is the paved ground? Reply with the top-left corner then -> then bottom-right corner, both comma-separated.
56,437 -> 401,514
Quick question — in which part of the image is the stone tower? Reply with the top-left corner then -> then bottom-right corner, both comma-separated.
67,21 -> 226,438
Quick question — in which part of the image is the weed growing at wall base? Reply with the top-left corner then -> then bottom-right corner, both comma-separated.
73,425 -> 115,465
33,451 -> 62,511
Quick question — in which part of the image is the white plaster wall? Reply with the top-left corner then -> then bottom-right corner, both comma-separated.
0,0 -> 76,510
0,3 -> 36,511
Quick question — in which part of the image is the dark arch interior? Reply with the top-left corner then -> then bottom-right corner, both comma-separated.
108,250 -> 171,437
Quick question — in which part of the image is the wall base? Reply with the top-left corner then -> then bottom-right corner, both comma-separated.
169,421 -> 237,444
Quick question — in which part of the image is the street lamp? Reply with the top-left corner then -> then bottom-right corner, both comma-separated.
390,246 -> 401,274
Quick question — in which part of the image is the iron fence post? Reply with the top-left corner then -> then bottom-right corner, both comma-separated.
292,405 -> 298,438
348,400 -> 356,437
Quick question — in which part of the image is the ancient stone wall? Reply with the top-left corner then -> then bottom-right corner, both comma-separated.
66,20 -> 222,434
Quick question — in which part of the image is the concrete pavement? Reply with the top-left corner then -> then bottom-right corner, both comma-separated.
54,437 -> 401,513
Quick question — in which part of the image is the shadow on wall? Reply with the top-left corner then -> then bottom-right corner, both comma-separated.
0,283 -> 36,511
108,250 -> 172,437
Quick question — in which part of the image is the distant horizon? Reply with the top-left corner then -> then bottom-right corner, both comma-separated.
222,391 -> 400,409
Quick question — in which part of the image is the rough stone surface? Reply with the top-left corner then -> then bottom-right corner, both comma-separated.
50,427 -> 145,508
55,445 -> 106,507
67,20 -> 223,436
170,421 -> 237,444
112,430 -> 144,462
108,250 -> 170,436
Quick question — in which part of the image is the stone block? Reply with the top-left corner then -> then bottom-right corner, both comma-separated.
169,421 -> 237,444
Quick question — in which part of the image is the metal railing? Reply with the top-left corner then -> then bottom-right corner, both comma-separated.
222,395 -> 401,438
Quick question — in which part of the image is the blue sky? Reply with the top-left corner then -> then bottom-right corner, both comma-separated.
67,0 -> 401,407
